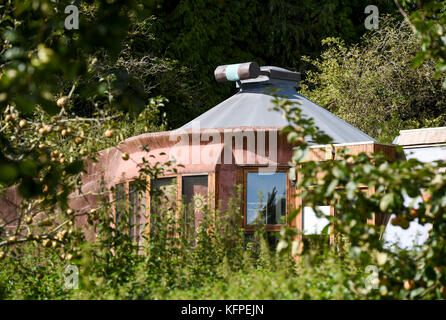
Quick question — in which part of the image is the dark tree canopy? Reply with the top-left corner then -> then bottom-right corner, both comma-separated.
150,0 -> 399,128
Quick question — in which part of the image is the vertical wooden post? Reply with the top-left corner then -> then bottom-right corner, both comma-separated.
236,166 -> 244,228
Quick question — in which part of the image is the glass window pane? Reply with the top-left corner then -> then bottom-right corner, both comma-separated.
246,172 -> 286,225
302,205 -> 330,235
151,178 -> 177,202
129,180 -> 147,244
150,177 -> 177,234
244,232 -> 280,253
115,182 -> 126,225
182,175 -> 208,232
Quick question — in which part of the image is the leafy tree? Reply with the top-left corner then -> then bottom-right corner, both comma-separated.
151,0 -> 399,127
1,0 -> 446,301
0,1 -> 160,196
0,1 -> 167,269
273,93 -> 446,299
396,0 -> 446,87
70,15 -> 201,128
300,17 -> 446,142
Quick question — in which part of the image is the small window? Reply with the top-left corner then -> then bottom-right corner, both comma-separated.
114,180 -> 147,245
302,204 -> 331,248
115,182 -> 127,225
182,175 -> 208,236
129,180 -> 147,245
246,172 -> 287,226
302,205 -> 331,235
150,177 -> 177,234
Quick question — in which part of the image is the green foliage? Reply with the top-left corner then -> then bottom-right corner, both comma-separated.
300,16 -> 446,142
0,0 -> 161,197
275,90 -> 446,299
2,90 -> 446,299
1,0 -> 446,301
0,183 -> 375,300
151,0 -> 399,127
398,0 -> 446,87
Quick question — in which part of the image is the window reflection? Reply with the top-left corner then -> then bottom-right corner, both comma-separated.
246,172 -> 286,225
150,177 -> 177,235
150,178 -> 177,208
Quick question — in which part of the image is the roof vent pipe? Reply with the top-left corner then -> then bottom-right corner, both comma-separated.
214,62 -> 260,83
215,62 -> 301,84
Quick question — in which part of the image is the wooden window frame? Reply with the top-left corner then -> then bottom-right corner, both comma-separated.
241,166 -> 291,232
112,175 -> 177,240
111,178 -> 149,244
112,172 -> 217,240
300,198 -> 335,245
148,175 -> 180,238
296,180 -> 372,244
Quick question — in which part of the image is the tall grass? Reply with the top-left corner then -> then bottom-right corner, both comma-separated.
0,180 -> 376,300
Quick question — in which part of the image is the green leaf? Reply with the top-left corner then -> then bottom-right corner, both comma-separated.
411,53 -> 426,68
379,193 -> 394,211
292,148 -> 309,163
346,181 -> 356,200
0,163 -> 18,182
321,223 -> 330,235
325,179 -> 338,197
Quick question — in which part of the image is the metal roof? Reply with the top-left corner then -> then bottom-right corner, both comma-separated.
180,66 -> 375,144
393,127 -> 446,146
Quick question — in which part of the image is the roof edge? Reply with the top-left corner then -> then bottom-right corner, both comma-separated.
399,126 -> 446,133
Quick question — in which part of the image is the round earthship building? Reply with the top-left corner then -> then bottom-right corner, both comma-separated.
2,63 -> 397,242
